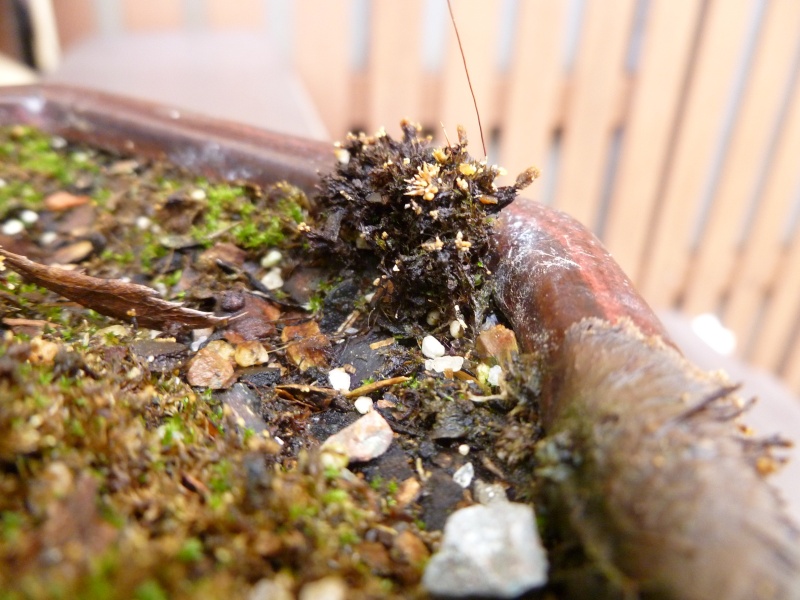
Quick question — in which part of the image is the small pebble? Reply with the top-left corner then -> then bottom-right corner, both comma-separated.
186,346 -> 235,389
488,365 -> 503,387
427,310 -> 441,326
260,267 -> 284,290
321,410 -> 394,463
40,231 -> 57,245
334,148 -> 351,165
50,136 -> 67,149
474,480 -> 508,505
453,462 -> 474,488
234,341 -> 269,367
458,444 -> 470,456
422,503 -> 548,598
421,335 -> 446,359
19,210 -> 38,224
1,219 -> 24,235
450,319 -> 465,339
190,188 -> 207,201
260,249 -> 283,269
299,576 -> 346,600
425,355 -> 465,373
328,367 -> 351,392
0,178 -> 6,188
136,216 -> 151,230
354,396 -> 373,414
44,191 -> 89,211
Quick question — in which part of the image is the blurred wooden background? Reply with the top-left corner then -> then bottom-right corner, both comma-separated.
3,0 -> 800,393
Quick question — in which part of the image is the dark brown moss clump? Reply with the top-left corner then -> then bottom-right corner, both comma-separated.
307,121 -> 537,333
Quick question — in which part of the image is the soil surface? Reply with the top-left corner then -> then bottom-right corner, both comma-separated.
0,125 -> 545,599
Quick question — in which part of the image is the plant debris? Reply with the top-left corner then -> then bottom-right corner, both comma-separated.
305,121 -> 538,334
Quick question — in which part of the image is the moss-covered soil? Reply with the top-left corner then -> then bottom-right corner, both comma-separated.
0,125 -> 550,599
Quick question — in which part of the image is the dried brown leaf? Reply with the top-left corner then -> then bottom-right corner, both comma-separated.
0,246 -> 225,331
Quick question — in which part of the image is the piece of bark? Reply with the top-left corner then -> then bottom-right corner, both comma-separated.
0,246 -> 225,331
545,319 -> 800,599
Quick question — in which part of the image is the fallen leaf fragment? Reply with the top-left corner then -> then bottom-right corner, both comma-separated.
0,246 -> 226,331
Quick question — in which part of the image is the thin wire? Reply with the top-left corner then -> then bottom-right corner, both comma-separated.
447,0 -> 486,156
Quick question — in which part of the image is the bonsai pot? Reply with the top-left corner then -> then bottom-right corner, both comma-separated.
1,84 -> 799,599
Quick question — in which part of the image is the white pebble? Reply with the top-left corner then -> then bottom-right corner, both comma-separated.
40,231 -> 57,245
19,210 -> 38,224
334,148 -> 351,165
0,178 -> 6,188
190,188 -> 207,200
424,355 -> 465,373
260,249 -> 283,268
50,136 -> 67,149
1,219 -> 24,235
136,216 -> 151,230
453,462 -> 474,488
328,368 -> 351,392
458,444 -> 470,456
354,396 -> 373,414
488,365 -> 504,387
450,319 -> 465,339
421,335 -> 445,358
260,267 -> 284,290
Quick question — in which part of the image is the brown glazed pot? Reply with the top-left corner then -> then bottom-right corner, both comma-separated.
1,84 -> 799,599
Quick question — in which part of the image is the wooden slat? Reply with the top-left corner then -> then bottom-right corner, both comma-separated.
782,325 -> 800,393
681,0 -> 800,317
500,0 -> 568,199
751,240 -> 800,373
724,74 -> 800,352
122,0 -> 184,30
51,0 -> 97,50
550,0 -> 636,229
638,0 -> 753,307
366,0 -> 424,137
439,0 -> 502,159
603,0 -> 703,282
205,0 -> 264,29
293,0 -> 352,139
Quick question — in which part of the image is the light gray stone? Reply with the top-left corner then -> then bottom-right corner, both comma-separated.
422,502 -> 548,598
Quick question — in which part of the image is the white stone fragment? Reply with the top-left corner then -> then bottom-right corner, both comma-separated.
321,410 -> 393,463
260,249 -> 283,268
354,396 -> 373,414
136,216 -> 152,230
334,148 -> 350,165
423,503 -> 548,598
424,355 -> 464,373
328,367 -> 351,392
190,188 -> 207,200
19,210 -> 38,224
40,231 -> 57,246
458,444 -> 470,456
453,462 -> 474,488
421,335 -> 446,358
1,219 -> 24,235
450,319 -> 465,339
260,267 -> 284,290
488,365 -> 504,387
